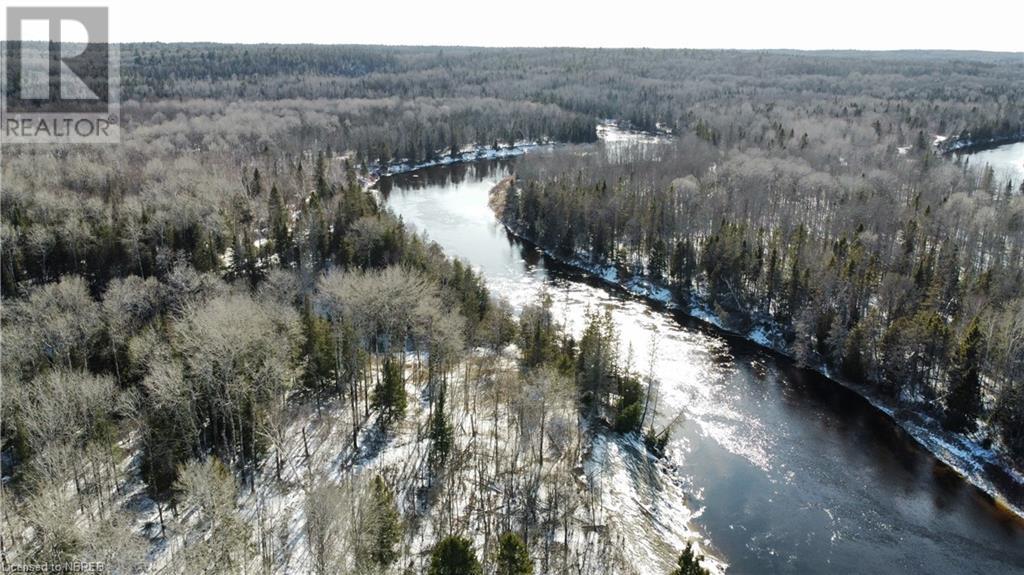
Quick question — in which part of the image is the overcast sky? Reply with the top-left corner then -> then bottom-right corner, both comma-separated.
5,0 -> 1024,52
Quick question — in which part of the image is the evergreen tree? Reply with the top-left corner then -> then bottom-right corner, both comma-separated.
670,239 -> 695,290
559,224 -> 576,257
315,152 -> 332,200
841,322 -> 867,381
429,384 -> 454,470
577,309 -> 618,408
669,542 -> 709,575
250,167 -> 263,198
649,238 -> 668,280
300,301 -> 335,402
945,318 -> 984,432
230,230 -> 263,288
192,228 -> 220,273
267,183 -> 292,264
614,374 -> 645,433
518,296 -> 559,369
429,536 -> 482,575
367,475 -> 401,567
765,246 -> 779,314
495,532 -> 532,575
372,356 -> 407,428
994,380 -> 1024,462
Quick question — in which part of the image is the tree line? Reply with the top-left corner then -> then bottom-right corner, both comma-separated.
108,44 -> 1023,167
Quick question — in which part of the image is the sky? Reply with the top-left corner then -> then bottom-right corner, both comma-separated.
3,0 -> 1024,52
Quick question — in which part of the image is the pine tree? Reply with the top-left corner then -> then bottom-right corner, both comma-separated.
669,542 -> 709,575
945,318 -> 984,432
250,167 -> 263,198
670,239 -> 695,290
495,532 -> 532,575
577,309 -> 617,409
765,246 -> 779,314
841,322 -> 867,381
915,130 -> 928,154
429,384 -> 454,471
518,296 -> 558,369
994,378 -> 1024,460
315,152 -> 332,200
368,475 -> 401,567
300,301 -> 335,403
614,374 -> 645,433
559,224 -> 576,257
267,183 -> 292,264
649,238 -> 668,280
372,356 -> 407,429
429,536 -> 482,575
230,230 -> 262,288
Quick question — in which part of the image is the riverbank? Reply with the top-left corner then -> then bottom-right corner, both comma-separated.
940,133 -> 1024,155
361,119 -> 664,188
360,142 -> 556,188
489,176 -> 1024,522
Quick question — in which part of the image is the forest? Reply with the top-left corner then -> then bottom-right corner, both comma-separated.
498,130 -> 1024,461
2,44 -> 1023,573
2,141 -> 695,572
110,46 -> 1024,164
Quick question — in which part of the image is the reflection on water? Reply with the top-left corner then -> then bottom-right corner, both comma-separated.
382,161 -> 1024,574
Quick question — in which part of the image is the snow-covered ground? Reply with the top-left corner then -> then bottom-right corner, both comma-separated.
368,142 -> 552,181
118,348 -> 719,574
596,121 -> 672,145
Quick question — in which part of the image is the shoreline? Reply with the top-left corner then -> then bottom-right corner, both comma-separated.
361,141 -> 560,188
362,119 -> 661,187
940,133 -> 1024,155
489,177 -> 1024,522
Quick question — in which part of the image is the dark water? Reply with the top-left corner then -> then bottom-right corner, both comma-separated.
379,160 -> 1024,574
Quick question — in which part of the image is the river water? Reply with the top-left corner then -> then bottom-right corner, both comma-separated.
378,158 -> 1024,574
959,141 -> 1024,191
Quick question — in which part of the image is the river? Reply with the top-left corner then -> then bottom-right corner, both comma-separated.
377,156 -> 1024,574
